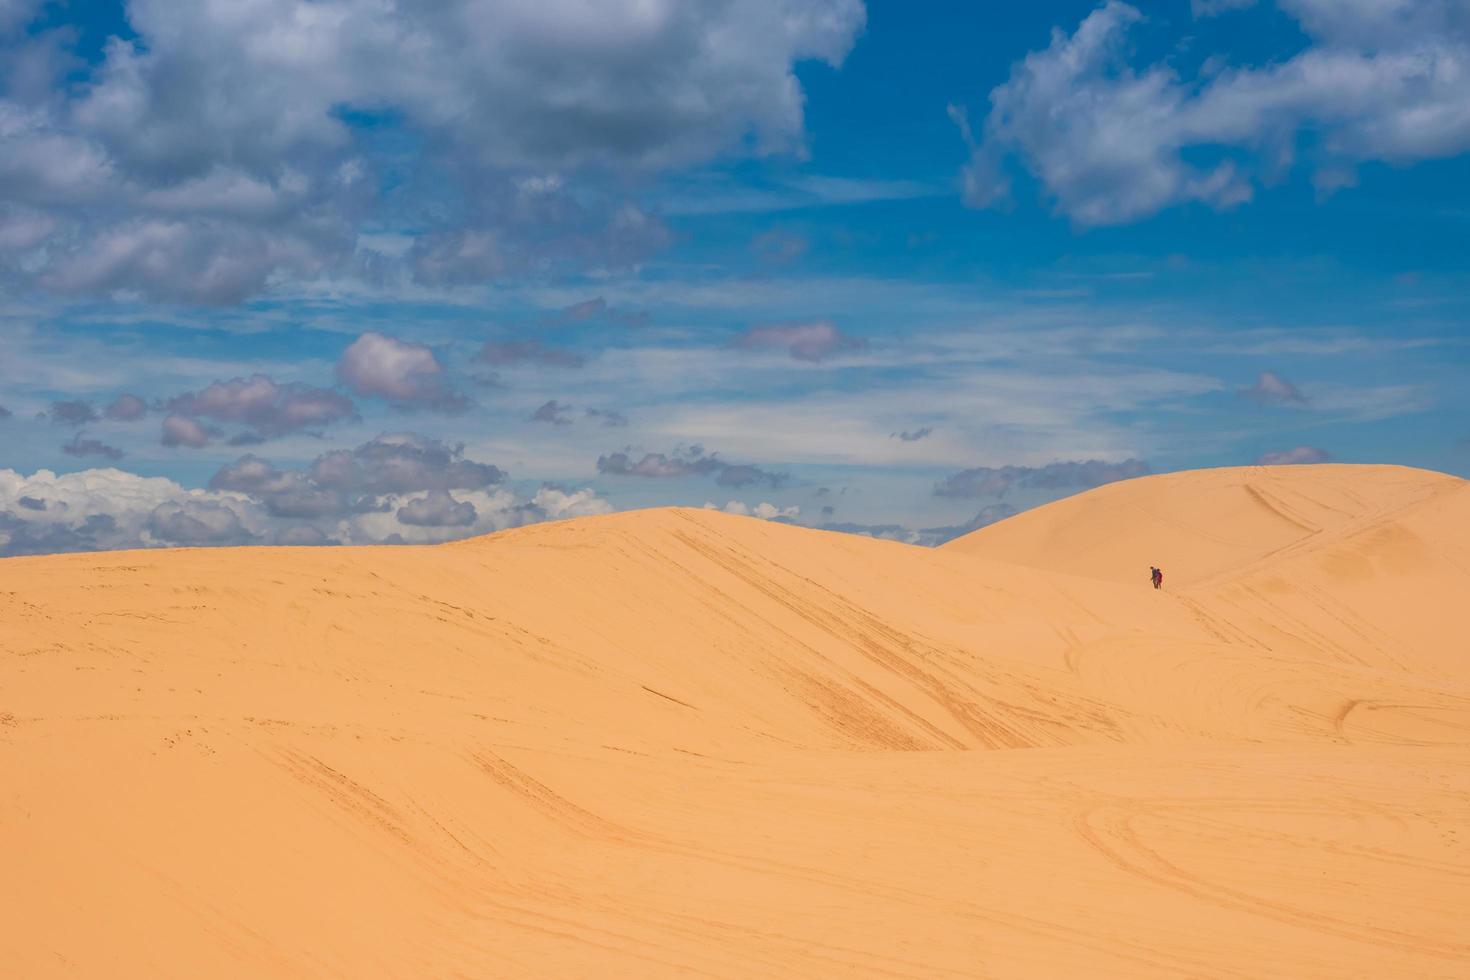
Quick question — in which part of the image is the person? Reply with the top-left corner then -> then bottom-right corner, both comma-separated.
1151,566 -> 1163,590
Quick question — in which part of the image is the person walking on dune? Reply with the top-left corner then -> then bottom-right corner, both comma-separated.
1150,566 -> 1163,590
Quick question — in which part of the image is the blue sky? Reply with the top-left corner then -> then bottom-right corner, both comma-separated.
0,0 -> 1467,554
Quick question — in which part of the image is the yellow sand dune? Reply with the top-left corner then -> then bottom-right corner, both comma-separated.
2,464 -> 1467,977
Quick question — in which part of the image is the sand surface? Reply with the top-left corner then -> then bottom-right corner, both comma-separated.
2,463 -> 1467,977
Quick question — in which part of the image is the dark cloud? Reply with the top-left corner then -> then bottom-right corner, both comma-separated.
733,320 -> 866,362
1256,446 -> 1331,465
309,433 -> 506,496
208,455 -> 343,518
893,427 -> 933,442
227,432 -> 268,447
597,450 -> 718,479
715,464 -> 785,489
277,525 -> 336,546
147,500 -> 253,545
161,414 -> 213,448
0,511 -> 121,556
209,433 -> 507,525
61,433 -> 124,460
530,400 -> 574,425
476,339 -> 586,369
207,431 -> 508,525
168,375 -> 356,438
915,504 -> 1019,545
0,404 -> 12,419
935,459 -> 1150,498
104,393 -> 148,421
1239,371 -> 1308,406
585,407 -> 628,428
596,446 -> 786,488
337,332 -> 467,412
17,496 -> 47,511
396,490 -> 478,527
46,400 -> 98,425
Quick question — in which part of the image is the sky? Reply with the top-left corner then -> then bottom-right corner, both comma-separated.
0,0 -> 1467,556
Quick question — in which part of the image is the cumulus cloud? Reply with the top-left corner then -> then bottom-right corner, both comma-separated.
167,375 -> 356,441
0,467 -> 273,555
337,332 -> 466,411
597,446 -> 787,488
1239,370 -> 1308,406
532,484 -> 614,521
0,445 -> 611,556
209,432 -> 507,521
935,458 -> 1150,498
1256,445 -> 1331,464
208,456 -> 341,519
61,434 -> 124,461
706,500 -> 801,520
147,499 -> 253,545
476,339 -> 586,369
104,393 -> 148,421
733,320 -> 866,361
956,0 -> 1470,225
0,0 -> 865,301
161,414 -> 213,448
308,433 -> 506,496
37,217 -> 335,306
396,489 -> 478,527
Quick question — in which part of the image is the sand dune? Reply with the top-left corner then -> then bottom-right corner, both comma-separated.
2,464 -> 1467,977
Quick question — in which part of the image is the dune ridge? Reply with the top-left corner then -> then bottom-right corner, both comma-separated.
2,464 -> 1467,977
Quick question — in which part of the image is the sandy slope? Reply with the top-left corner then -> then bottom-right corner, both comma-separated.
2,464 -> 1467,977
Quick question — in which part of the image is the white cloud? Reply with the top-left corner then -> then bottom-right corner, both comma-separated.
705,499 -> 800,520
0,0 -> 866,301
533,484 -> 614,520
0,466 -> 270,554
0,464 -> 613,555
161,413 -> 213,448
335,331 -> 465,410
958,0 -> 1470,225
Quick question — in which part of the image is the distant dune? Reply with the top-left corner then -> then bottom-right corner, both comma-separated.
2,464 -> 1467,977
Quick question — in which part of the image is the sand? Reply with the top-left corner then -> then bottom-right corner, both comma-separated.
2,463 -> 1467,977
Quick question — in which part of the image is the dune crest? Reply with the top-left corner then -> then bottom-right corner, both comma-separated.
3,464 -> 1467,977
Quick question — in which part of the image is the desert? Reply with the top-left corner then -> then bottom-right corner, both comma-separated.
3,463 -> 1467,977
